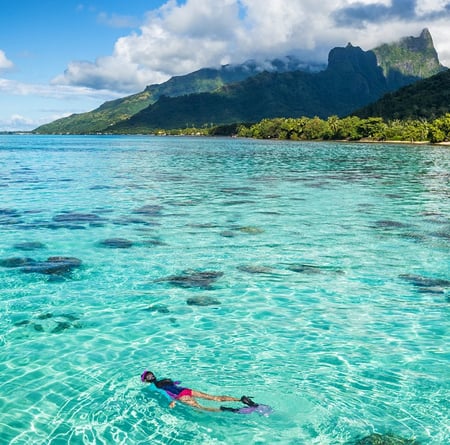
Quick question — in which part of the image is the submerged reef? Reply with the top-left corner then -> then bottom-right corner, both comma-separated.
0,257 -> 35,268
156,270 -> 224,289
50,212 -> 107,229
132,204 -> 163,217
354,433 -> 419,445
287,263 -> 344,275
14,312 -> 81,334
145,304 -> 170,314
399,273 -> 450,288
186,296 -> 221,306
22,257 -> 82,275
0,256 -> 82,275
98,238 -> 134,248
52,212 -> 106,223
399,273 -> 450,295
13,241 -> 47,251
237,265 -> 275,274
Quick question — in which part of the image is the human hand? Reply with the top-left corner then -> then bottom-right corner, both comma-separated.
169,401 -> 176,408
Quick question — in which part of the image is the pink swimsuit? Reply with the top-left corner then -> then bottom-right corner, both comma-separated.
176,388 -> 193,398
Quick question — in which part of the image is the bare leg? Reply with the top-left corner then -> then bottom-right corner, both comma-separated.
177,396 -> 222,412
191,390 -> 240,402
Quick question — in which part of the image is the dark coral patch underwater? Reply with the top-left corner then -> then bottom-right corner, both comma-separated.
13,241 -> 47,251
132,205 -> 163,217
14,312 -> 81,334
399,273 -> 450,295
98,238 -> 134,248
156,270 -> 224,289
22,257 -> 82,275
44,211 -> 108,230
0,208 -> 22,226
52,212 -> 106,224
186,296 -> 221,306
237,265 -> 276,274
353,432 -> 419,445
0,256 -> 82,276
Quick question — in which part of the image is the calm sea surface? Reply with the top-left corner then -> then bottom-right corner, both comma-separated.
0,135 -> 449,444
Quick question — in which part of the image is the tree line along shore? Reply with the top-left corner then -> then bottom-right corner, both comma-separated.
19,113 -> 450,143
141,114 -> 450,144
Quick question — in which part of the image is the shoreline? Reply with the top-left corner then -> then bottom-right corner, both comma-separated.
343,138 -> 450,146
2,132 -> 450,146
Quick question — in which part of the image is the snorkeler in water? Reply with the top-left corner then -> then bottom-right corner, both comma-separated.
141,370 -> 257,412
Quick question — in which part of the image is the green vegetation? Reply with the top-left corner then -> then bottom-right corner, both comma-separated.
373,28 -> 445,88
33,62 -> 308,134
107,114 -> 450,144
235,114 -> 450,143
107,47 -> 389,133
355,68 -> 450,120
34,89 -> 155,134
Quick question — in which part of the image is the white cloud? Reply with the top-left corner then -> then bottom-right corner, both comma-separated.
0,111 -> 37,131
0,77 -> 121,100
0,78 -> 123,131
344,0 -> 392,5
8,114 -> 33,126
428,20 -> 450,68
53,0 -> 450,94
54,0 -> 243,92
0,50 -> 14,71
415,0 -> 450,15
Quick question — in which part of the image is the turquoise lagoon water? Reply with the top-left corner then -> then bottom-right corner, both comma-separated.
0,135 -> 448,445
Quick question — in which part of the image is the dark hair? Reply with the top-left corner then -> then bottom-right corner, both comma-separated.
154,378 -> 174,389
141,370 -> 156,383
142,370 -> 173,388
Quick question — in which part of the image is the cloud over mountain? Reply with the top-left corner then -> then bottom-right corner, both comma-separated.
53,0 -> 450,93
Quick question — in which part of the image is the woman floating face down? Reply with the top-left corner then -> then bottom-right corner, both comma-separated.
141,370 -> 257,412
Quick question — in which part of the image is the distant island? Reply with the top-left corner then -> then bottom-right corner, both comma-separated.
33,29 -> 449,138
0,131 -> 32,135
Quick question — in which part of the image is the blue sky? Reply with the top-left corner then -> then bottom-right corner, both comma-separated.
1,0 -> 450,131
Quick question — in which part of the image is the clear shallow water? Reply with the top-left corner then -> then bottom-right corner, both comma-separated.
0,135 -> 449,444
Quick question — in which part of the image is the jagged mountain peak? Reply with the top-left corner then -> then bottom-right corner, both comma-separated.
403,28 -> 434,51
327,44 -> 380,74
372,28 -> 444,86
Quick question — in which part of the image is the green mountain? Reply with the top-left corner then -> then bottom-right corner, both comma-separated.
354,68 -> 450,120
34,29 -> 445,134
109,44 -> 389,132
35,89 -> 152,135
34,58 -> 323,134
107,29 -> 446,132
373,28 -> 445,91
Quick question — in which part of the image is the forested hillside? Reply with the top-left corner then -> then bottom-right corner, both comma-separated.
354,68 -> 450,120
